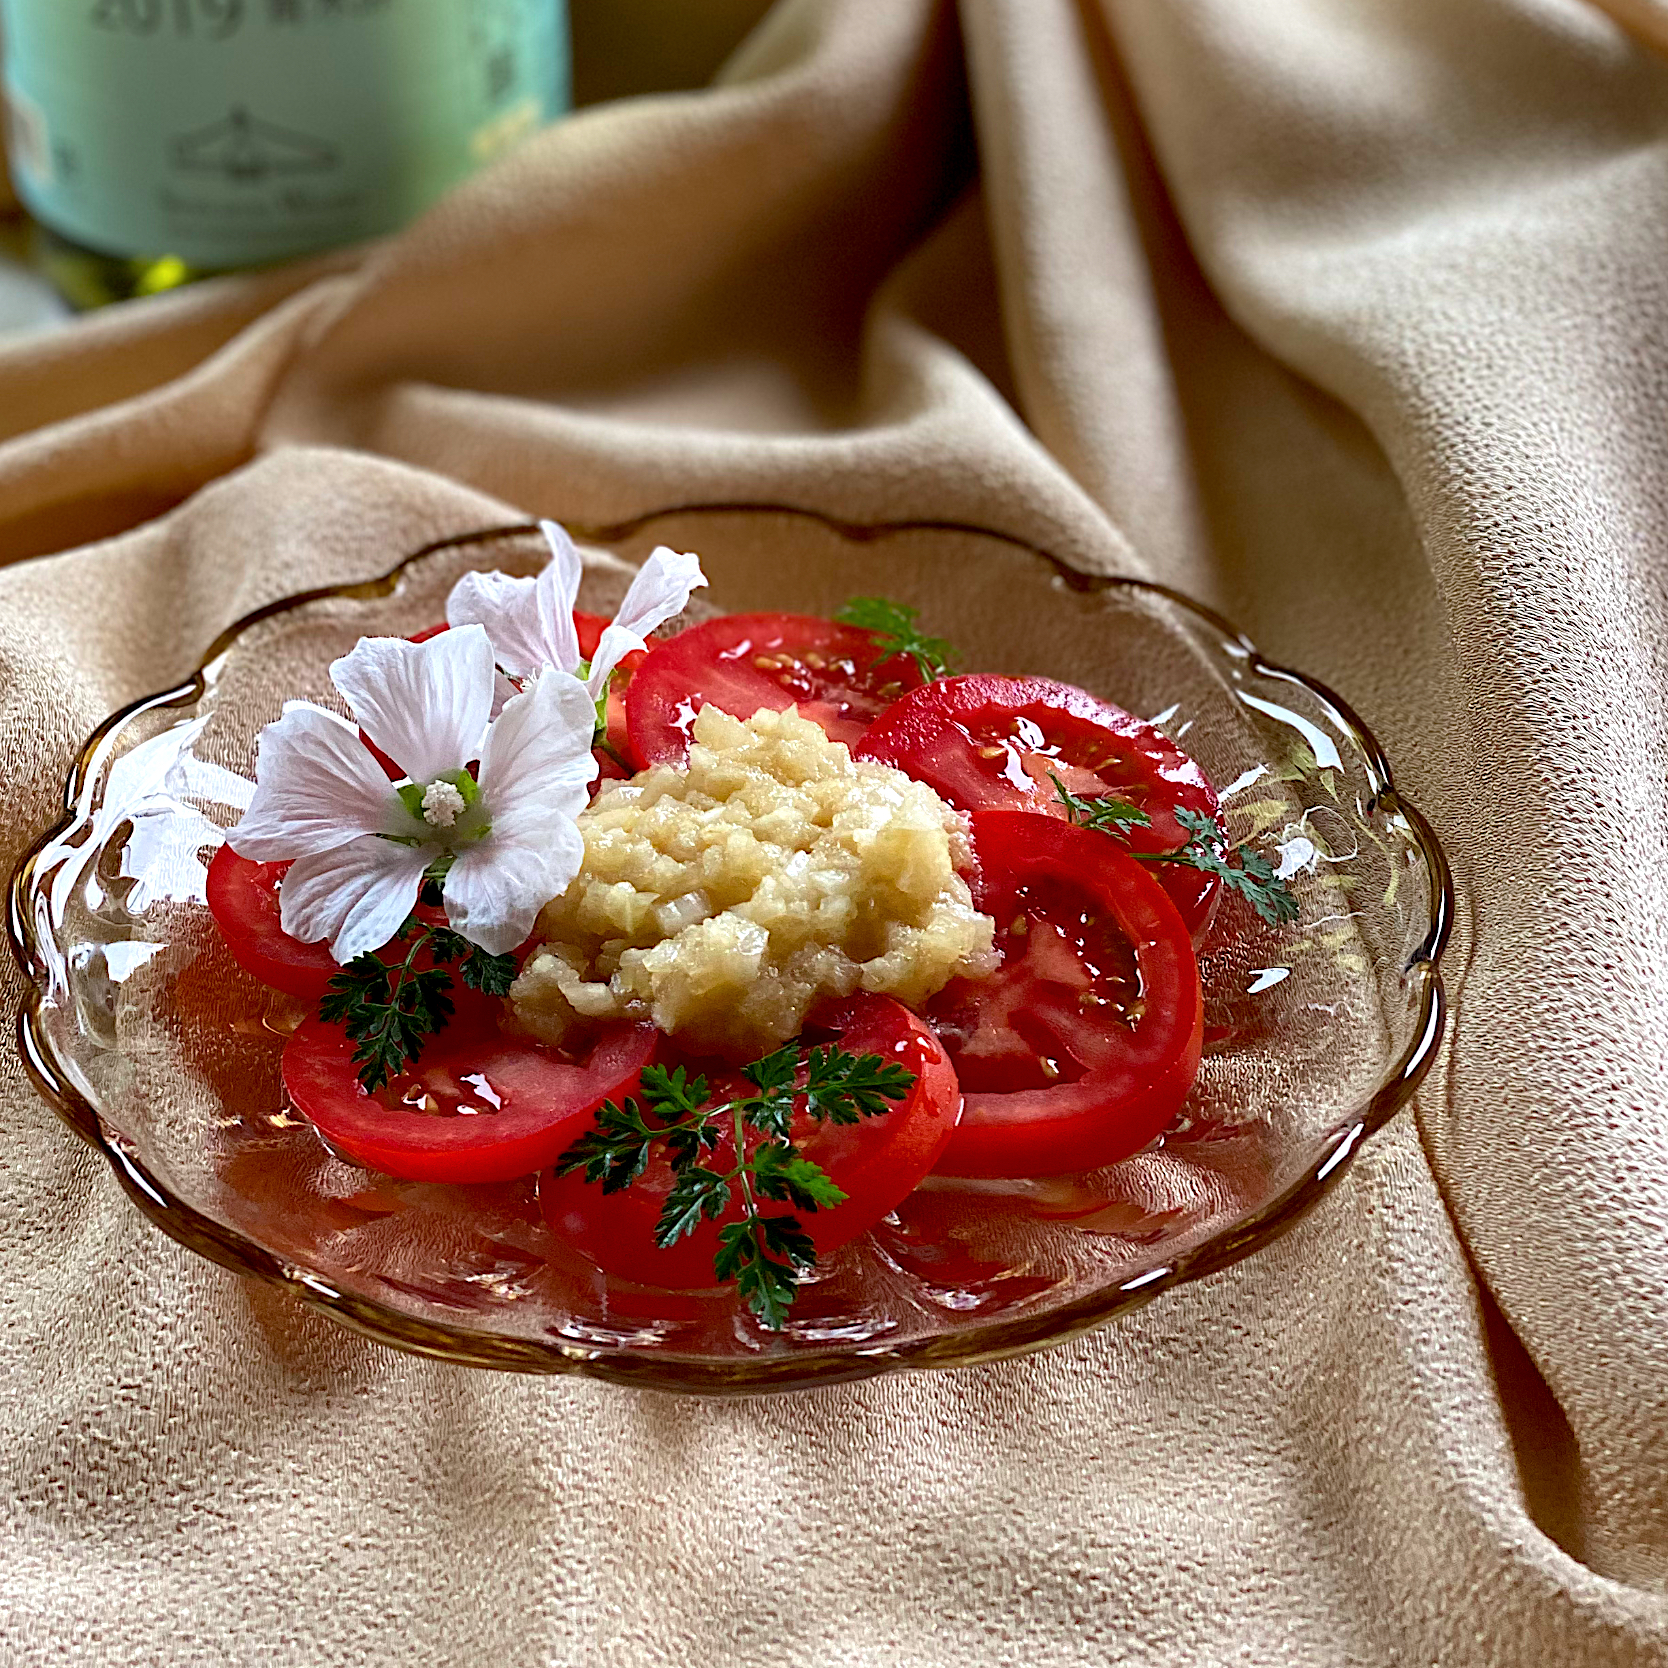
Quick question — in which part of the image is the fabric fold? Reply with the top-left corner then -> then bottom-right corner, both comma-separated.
1,0 -> 1666,1660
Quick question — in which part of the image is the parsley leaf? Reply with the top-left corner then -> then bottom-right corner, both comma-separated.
1052,777 -> 1300,927
640,1062 -> 712,1120
458,946 -> 517,996
835,596 -> 958,682
318,946 -> 456,1093
714,1215 -> 818,1330
739,1043 -> 799,1100
751,1143 -> 848,1212
429,925 -> 517,997
555,1035 -> 916,1327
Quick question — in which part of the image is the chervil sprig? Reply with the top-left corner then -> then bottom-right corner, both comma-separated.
317,910 -> 517,1092
555,1043 -> 917,1328
1048,777 -> 1153,837
1168,808 -> 1301,926
1050,774 -> 1299,926
835,596 -> 958,682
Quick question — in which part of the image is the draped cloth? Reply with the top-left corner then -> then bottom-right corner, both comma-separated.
3,1 -> 1668,1660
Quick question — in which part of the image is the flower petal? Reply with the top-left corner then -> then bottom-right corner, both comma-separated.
229,702 -> 398,861
488,669 -> 521,720
585,546 -> 707,694
585,622 -> 648,699
478,668 -> 599,827
331,626 -> 495,785
534,520 -> 584,676
443,819 -> 584,956
613,545 -> 708,641
445,569 -> 551,678
279,836 -> 431,963
442,670 -> 595,954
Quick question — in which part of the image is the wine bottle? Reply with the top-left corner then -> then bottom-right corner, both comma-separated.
0,0 -> 569,307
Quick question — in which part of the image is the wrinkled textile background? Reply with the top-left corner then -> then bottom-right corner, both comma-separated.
2,1 -> 1667,1663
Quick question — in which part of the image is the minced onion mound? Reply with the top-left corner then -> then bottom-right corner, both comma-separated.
510,704 -> 997,1057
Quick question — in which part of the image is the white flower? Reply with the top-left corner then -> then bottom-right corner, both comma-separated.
227,624 -> 598,962
445,519 -> 707,701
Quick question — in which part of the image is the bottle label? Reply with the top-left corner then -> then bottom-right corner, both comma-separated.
0,0 -> 569,267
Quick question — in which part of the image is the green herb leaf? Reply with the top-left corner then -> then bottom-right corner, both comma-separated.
715,1218 -> 812,1330
740,1044 -> 800,1100
311,907 -> 520,1091
317,946 -> 456,1093
560,1036 -> 917,1327
555,1096 -> 661,1192
835,596 -> 958,682
1049,773 -> 1152,835
757,1213 -> 819,1269
1052,777 -> 1300,928
638,1063 -> 713,1122
425,925 -> 470,964
1170,808 -> 1301,926
751,1144 -> 848,1212
737,1044 -> 801,1140
654,1166 -> 733,1247
800,1044 -> 916,1125
636,1064 -> 722,1163
458,946 -> 517,996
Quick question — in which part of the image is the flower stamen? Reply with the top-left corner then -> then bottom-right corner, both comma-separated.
421,779 -> 468,828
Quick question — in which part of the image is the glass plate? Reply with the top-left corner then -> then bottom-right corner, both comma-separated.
8,505 -> 1452,1394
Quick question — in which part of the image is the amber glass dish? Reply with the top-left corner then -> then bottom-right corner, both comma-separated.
8,506 -> 1451,1394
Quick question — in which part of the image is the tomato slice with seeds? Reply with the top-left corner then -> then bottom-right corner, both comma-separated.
624,612 -> 927,766
926,809 -> 1203,1178
539,994 -> 962,1288
854,675 -> 1222,936
282,1012 -> 662,1184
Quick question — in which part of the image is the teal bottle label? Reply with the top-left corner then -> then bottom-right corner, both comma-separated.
1,0 -> 568,267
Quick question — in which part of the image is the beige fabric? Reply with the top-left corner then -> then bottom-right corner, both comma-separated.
2,0 -> 1667,1660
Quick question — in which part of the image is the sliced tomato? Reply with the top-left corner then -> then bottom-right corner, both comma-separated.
624,612 -> 928,766
927,809 -> 1202,1178
540,994 -> 962,1289
205,844 -> 462,1001
282,1011 -> 662,1184
205,846 -> 340,1001
854,675 -> 1221,936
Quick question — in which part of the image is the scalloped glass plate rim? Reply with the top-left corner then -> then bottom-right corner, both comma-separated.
7,502 -> 1454,1394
